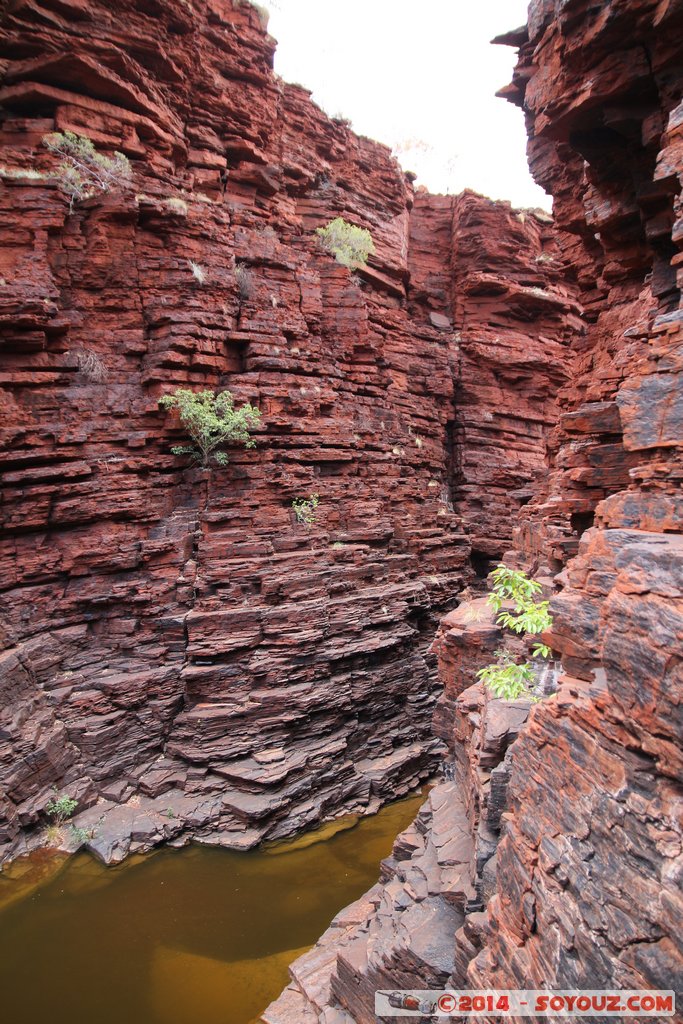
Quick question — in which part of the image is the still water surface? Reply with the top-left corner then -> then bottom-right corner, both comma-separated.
0,790 -> 426,1024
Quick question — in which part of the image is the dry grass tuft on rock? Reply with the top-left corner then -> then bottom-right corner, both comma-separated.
188,260 -> 206,285
235,262 -> 255,299
165,197 -> 188,216
43,131 -> 132,210
0,166 -> 46,180
76,350 -> 108,383
239,0 -> 270,27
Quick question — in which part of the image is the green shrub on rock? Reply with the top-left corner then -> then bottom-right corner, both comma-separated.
69,825 -> 95,847
316,217 -> 375,268
476,565 -> 553,701
46,795 -> 78,825
292,493 -> 319,526
477,651 -> 536,701
159,388 -> 261,468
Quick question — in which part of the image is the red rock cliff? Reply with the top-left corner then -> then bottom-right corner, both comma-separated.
264,1 -> 682,1020
471,0 -> 683,995
0,0 -> 571,862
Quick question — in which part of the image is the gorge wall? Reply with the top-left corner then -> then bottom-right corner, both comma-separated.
2,0 -> 681,1015
0,0 -> 575,863
473,0 -> 683,996
264,1 -> 683,1020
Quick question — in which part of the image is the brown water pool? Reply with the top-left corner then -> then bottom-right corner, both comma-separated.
0,790 -> 426,1024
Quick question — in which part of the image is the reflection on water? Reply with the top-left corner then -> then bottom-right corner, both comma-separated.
0,790 -> 426,1024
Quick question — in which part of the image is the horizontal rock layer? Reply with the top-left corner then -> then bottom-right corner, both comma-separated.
0,0 -> 573,861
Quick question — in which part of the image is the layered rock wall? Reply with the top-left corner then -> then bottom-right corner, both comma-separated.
410,191 -> 580,562
265,1 -> 683,1019
0,0 -> 570,862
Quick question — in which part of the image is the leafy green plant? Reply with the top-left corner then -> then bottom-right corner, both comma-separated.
46,795 -> 78,826
69,825 -> 94,846
477,649 -> 535,701
476,565 -> 553,701
316,217 -> 375,268
486,564 -> 552,652
159,388 -> 261,467
292,493 -> 319,526
42,131 -> 132,210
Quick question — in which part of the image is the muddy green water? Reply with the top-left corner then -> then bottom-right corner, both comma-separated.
0,790 -> 426,1024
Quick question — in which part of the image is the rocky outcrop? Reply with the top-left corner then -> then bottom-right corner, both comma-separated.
262,599 -> 541,1023
0,0 -> 572,862
265,1 -> 683,1019
502,0 -> 683,572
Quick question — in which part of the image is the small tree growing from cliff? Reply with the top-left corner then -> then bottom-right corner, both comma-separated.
316,218 -> 375,268
43,131 -> 132,210
476,565 -> 552,701
159,388 -> 261,467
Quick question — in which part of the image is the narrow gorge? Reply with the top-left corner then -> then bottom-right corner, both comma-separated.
0,1 -> 681,1022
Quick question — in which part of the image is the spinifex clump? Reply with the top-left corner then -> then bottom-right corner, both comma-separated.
316,217 -> 375,267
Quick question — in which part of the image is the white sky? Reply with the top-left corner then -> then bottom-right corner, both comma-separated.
266,0 -> 550,210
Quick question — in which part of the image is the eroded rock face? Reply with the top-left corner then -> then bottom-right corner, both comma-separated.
410,191 -> 579,564
264,1 -> 683,1019
0,0 -> 571,861
471,0 -> 683,995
